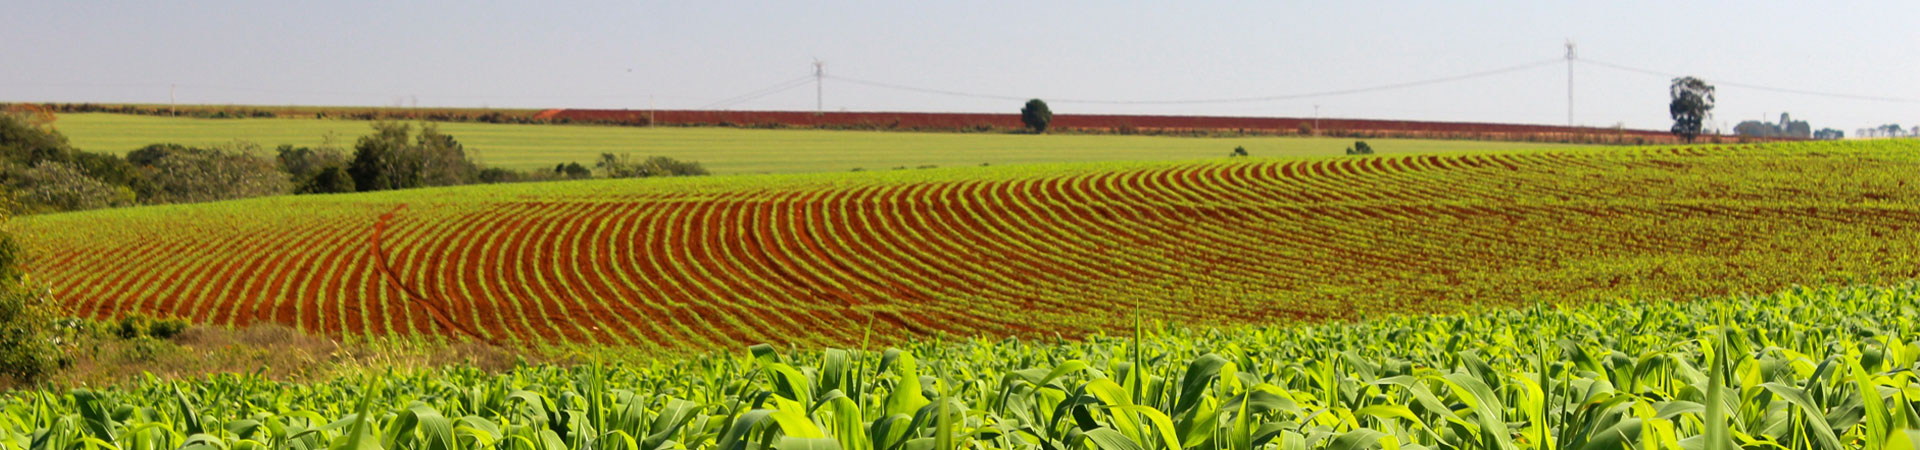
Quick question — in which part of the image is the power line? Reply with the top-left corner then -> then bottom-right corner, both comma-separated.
0,81 -> 703,101
827,58 -> 1566,105
698,74 -> 816,110
1578,58 -> 1920,104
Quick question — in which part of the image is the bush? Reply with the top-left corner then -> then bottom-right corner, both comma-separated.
5,161 -> 137,213
1345,141 -> 1375,155
0,229 -> 66,385
597,154 -> 708,179
0,110 -> 72,166
348,122 -> 479,191
115,313 -> 187,340
1230,146 -> 1249,157
295,166 -> 356,194
68,151 -> 147,192
554,162 -> 592,179
276,144 -> 348,180
135,142 -> 290,204
114,314 -> 150,339
0,282 -> 64,384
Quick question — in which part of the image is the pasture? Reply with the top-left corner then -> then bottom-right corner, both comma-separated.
48,113 -> 1571,174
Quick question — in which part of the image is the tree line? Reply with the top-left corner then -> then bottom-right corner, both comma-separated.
0,109 -> 706,215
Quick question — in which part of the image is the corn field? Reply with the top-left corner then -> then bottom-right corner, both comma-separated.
6,283 -> 1920,449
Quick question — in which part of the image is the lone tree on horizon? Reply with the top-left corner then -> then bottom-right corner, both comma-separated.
1669,76 -> 1715,143
1021,99 -> 1052,133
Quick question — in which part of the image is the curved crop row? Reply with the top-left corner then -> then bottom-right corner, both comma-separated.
11,140 -> 1920,350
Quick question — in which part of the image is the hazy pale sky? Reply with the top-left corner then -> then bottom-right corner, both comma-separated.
4,1 -> 1915,132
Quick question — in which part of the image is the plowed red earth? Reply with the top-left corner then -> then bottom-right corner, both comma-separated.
14,141 -> 1919,351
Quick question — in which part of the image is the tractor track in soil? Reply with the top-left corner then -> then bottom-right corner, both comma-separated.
368,204 -> 495,344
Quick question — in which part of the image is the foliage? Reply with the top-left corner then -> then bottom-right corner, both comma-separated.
1021,99 -> 1053,133
477,167 -> 523,184
295,166 -> 357,194
113,313 -> 188,340
2,161 -> 137,213
5,283 -> 1920,449
1733,113 -> 1812,139
276,144 -> 350,180
0,109 -> 72,166
66,151 -> 148,194
1229,146 -> 1248,157
596,153 -> 709,178
1344,141 -> 1374,155
0,281 -> 64,385
554,162 -> 592,179
1814,128 -> 1845,140
348,122 -> 480,192
0,231 -> 18,283
1669,76 -> 1715,143
0,212 -> 66,385
135,142 -> 291,204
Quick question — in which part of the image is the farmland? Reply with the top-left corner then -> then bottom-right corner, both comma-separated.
4,282 -> 1918,449
47,113 -> 1572,173
539,108 -> 1696,143
10,139 -> 1919,353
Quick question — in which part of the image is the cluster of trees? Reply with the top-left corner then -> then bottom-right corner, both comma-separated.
1857,124 -> 1919,138
1733,113 -> 1812,139
0,111 -> 708,215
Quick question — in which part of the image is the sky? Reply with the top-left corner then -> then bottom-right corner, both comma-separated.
3,1 -> 1916,133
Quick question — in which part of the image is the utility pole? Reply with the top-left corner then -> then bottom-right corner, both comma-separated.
649,95 -> 656,128
169,84 -> 177,116
813,59 -> 825,115
1565,40 -> 1576,127
1313,104 -> 1321,136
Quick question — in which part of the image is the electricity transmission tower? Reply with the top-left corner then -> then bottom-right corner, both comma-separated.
1565,40 -> 1576,127
813,59 -> 825,115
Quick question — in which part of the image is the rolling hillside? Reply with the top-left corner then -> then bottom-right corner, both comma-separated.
11,140 -> 1920,352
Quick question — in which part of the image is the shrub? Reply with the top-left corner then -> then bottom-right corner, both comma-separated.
147,317 -> 189,339
1230,146 -> 1249,157
0,110 -> 72,166
0,230 -> 65,385
112,313 -> 187,340
1297,122 -> 1314,135
554,162 -> 592,179
597,154 -> 708,179
295,166 -> 356,194
276,144 -> 349,180
114,314 -> 151,339
348,122 -> 479,191
5,161 -> 137,213
68,151 -> 147,192
0,282 -> 64,384
136,143 -> 291,204
1346,141 -> 1375,155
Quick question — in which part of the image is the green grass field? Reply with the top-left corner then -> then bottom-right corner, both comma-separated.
49,113 -> 1571,174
